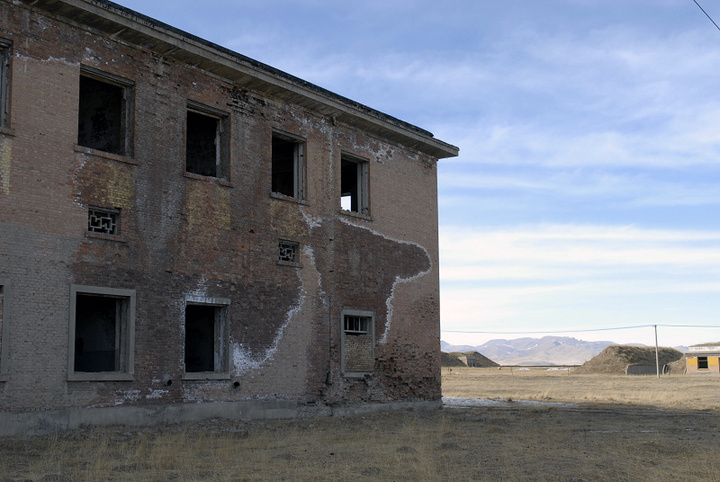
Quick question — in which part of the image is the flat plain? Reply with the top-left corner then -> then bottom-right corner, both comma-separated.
442,366 -> 720,411
1,368 -> 719,481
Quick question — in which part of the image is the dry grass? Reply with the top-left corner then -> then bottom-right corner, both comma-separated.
442,366 -> 720,410
1,369 -> 720,481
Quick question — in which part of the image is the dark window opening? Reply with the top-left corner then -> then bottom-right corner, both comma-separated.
77,75 -> 127,155
344,315 -> 370,334
272,134 -> 304,199
340,156 -> 368,214
88,206 -> 119,235
278,240 -> 299,263
185,304 -> 227,373
0,43 -> 10,128
698,356 -> 709,369
186,110 -> 222,178
74,294 -> 125,372
0,286 -> 4,370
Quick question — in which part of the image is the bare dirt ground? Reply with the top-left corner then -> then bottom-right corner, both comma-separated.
1,369 -> 719,481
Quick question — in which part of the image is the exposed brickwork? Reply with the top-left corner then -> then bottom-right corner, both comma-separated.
344,334 -> 374,373
0,0 -> 455,419
0,286 -> 4,374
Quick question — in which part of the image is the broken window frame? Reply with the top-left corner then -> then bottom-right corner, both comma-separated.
271,130 -> 306,200
0,39 -> 11,129
77,67 -> 134,157
340,309 -> 375,377
183,297 -> 231,380
68,285 -> 136,381
185,102 -> 229,180
340,153 -> 369,215
0,280 -> 9,381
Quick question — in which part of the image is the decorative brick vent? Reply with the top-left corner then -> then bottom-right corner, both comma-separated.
278,240 -> 298,263
88,207 -> 119,235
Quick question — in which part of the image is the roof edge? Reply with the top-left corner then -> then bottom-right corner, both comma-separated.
22,0 -> 459,159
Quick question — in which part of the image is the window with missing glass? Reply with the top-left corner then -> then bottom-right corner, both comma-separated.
272,131 -> 305,200
68,285 -> 135,381
186,103 -> 228,179
0,40 -> 11,128
184,298 -> 230,379
77,69 -> 133,156
340,154 -> 369,215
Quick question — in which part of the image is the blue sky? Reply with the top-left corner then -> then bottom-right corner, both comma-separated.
113,0 -> 720,347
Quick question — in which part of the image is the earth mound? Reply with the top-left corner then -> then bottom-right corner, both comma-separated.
575,345 -> 683,374
442,351 -> 500,368
441,352 -> 466,367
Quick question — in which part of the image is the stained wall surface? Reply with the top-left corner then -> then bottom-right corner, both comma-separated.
686,355 -> 720,374
0,0 -> 456,420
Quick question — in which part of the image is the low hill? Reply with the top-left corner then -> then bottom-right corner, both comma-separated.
576,345 -> 683,374
442,351 -> 500,368
442,336 -> 614,365
667,356 -> 686,374
441,351 -> 466,367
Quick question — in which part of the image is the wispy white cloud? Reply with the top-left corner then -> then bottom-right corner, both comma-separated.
440,169 -> 720,208
111,0 -> 720,347
440,224 -> 720,343
441,224 -> 720,275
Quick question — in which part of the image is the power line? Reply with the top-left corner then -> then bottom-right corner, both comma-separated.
655,323 -> 720,329
693,0 -> 720,33
441,323 -> 720,335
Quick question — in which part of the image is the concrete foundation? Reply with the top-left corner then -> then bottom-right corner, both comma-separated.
0,400 -> 443,436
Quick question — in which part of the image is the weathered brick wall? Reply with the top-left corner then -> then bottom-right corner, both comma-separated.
0,286 -> 4,374
344,333 -> 374,373
0,0 -> 442,413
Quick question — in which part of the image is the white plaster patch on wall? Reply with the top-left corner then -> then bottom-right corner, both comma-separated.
71,154 -> 90,207
187,276 -> 209,298
182,382 -> 222,404
0,138 -> 10,195
339,217 -> 432,344
383,268 -> 431,345
232,247 -> 320,375
302,245 -> 323,290
82,47 -> 99,65
300,207 -> 322,231
300,245 -> 330,314
145,389 -> 168,400
112,389 -> 141,406
232,343 -> 258,374
14,53 -> 77,66
233,282 -> 305,375
176,297 -> 186,339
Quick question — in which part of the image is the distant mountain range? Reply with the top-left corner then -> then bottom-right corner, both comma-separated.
441,336 -> 688,366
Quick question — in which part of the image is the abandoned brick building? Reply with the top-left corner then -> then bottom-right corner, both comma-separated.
0,0 -> 458,434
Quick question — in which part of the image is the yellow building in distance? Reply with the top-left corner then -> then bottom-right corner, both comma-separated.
685,344 -> 720,374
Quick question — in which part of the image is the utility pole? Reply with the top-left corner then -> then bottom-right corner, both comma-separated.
655,324 -> 660,378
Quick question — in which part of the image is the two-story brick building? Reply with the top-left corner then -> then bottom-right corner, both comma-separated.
0,0 -> 458,434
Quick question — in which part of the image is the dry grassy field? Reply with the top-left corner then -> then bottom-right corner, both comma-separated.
1,368 -> 719,480
442,366 -> 720,411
